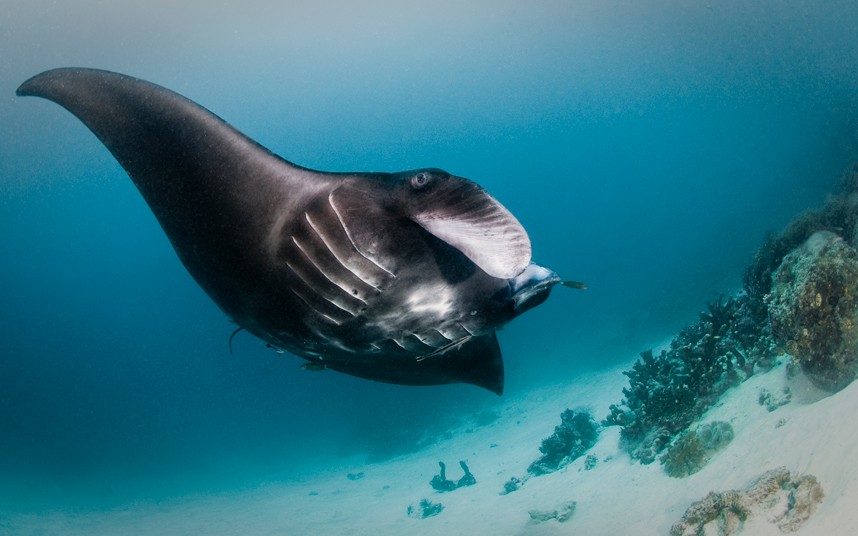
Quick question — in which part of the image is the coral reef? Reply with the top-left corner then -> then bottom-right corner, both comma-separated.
527,409 -> 599,476
742,164 -> 858,393
604,295 -> 770,462
744,164 -> 858,307
528,501 -> 576,524
407,498 -> 444,519
768,230 -> 858,392
346,472 -> 365,481
660,421 -> 734,478
430,461 -> 475,492
670,467 -> 824,535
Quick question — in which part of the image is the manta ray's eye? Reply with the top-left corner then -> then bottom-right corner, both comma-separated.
411,172 -> 431,190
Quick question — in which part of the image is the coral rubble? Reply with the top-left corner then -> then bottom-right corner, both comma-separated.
528,501 -> 576,524
768,230 -> 858,392
670,467 -> 824,535
527,409 -> 599,476
758,387 -> 792,412
407,498 -> 444,519
583,454 -> 598,470
500,476 -> 525,495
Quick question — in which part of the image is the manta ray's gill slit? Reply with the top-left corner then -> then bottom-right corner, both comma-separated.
303,212 -> 382,294
398,333 -> 434,353
288,236 -> 365,316
327,192 -> 395,277
458,323 -> 475,336
288,287 -> 344,326
285,260 -> 353,324
412,329 -> 450,348
386,335 -> 429,354
390,339 -> 407,351
290,234 -> 369,310
438,323 -> 470,341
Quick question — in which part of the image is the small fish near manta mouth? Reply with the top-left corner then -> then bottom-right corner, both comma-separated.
17,67 -> 583,395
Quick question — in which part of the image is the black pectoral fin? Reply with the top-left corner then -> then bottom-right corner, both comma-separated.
324,334 -> 504,395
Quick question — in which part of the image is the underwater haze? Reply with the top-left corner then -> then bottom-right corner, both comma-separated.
2,0 -> 858,513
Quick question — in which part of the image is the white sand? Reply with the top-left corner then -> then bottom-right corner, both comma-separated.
5,355 -> 858,535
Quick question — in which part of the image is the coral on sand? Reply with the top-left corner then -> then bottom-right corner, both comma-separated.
407,498 -> 444,519
768,230 -> 858,392
605,164 -> 858,462
528,501 -> 576,524
660,421 -> 734,478
500,476 -> 526,495
670,467 -> 824,535
758,387 -> 792,412
430,461 -> 476,492
604,295 -> 769,463
527,409 -> 599,476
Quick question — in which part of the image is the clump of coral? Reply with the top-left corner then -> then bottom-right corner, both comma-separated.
407,498 -> 444,519
527,409 -> 599,476
500,476 -> 524,495
660,421 -> 734,478
758,387 -> 792,412
670,467 -> 824,535
767,230 -> 858,392
499,409 -> 598,495
429,460 -> 475,492
528,501 -> 576,524
604,295 -> 770,463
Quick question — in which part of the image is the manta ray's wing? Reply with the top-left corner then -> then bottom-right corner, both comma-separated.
17,67 -> 335,324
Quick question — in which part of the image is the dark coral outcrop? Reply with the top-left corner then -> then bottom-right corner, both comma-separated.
527,409 -> 599,476
768,230 -> 858,391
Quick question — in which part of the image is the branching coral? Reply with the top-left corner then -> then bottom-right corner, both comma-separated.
527,409 -> 599,476
604,295 -> 769,463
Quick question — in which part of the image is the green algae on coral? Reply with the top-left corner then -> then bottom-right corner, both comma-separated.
660,421 -> 734,478
768,231 -> 858,392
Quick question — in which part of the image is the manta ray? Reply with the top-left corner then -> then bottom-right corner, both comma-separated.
17,68 -> 580,395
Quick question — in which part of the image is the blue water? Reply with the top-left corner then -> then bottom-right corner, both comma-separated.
1,0 -> 857,512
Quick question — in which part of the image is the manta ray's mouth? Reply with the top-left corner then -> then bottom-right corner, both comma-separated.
510,263 -> 562,314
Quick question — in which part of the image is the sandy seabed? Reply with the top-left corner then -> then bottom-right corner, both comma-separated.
4,353 -> 858,535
